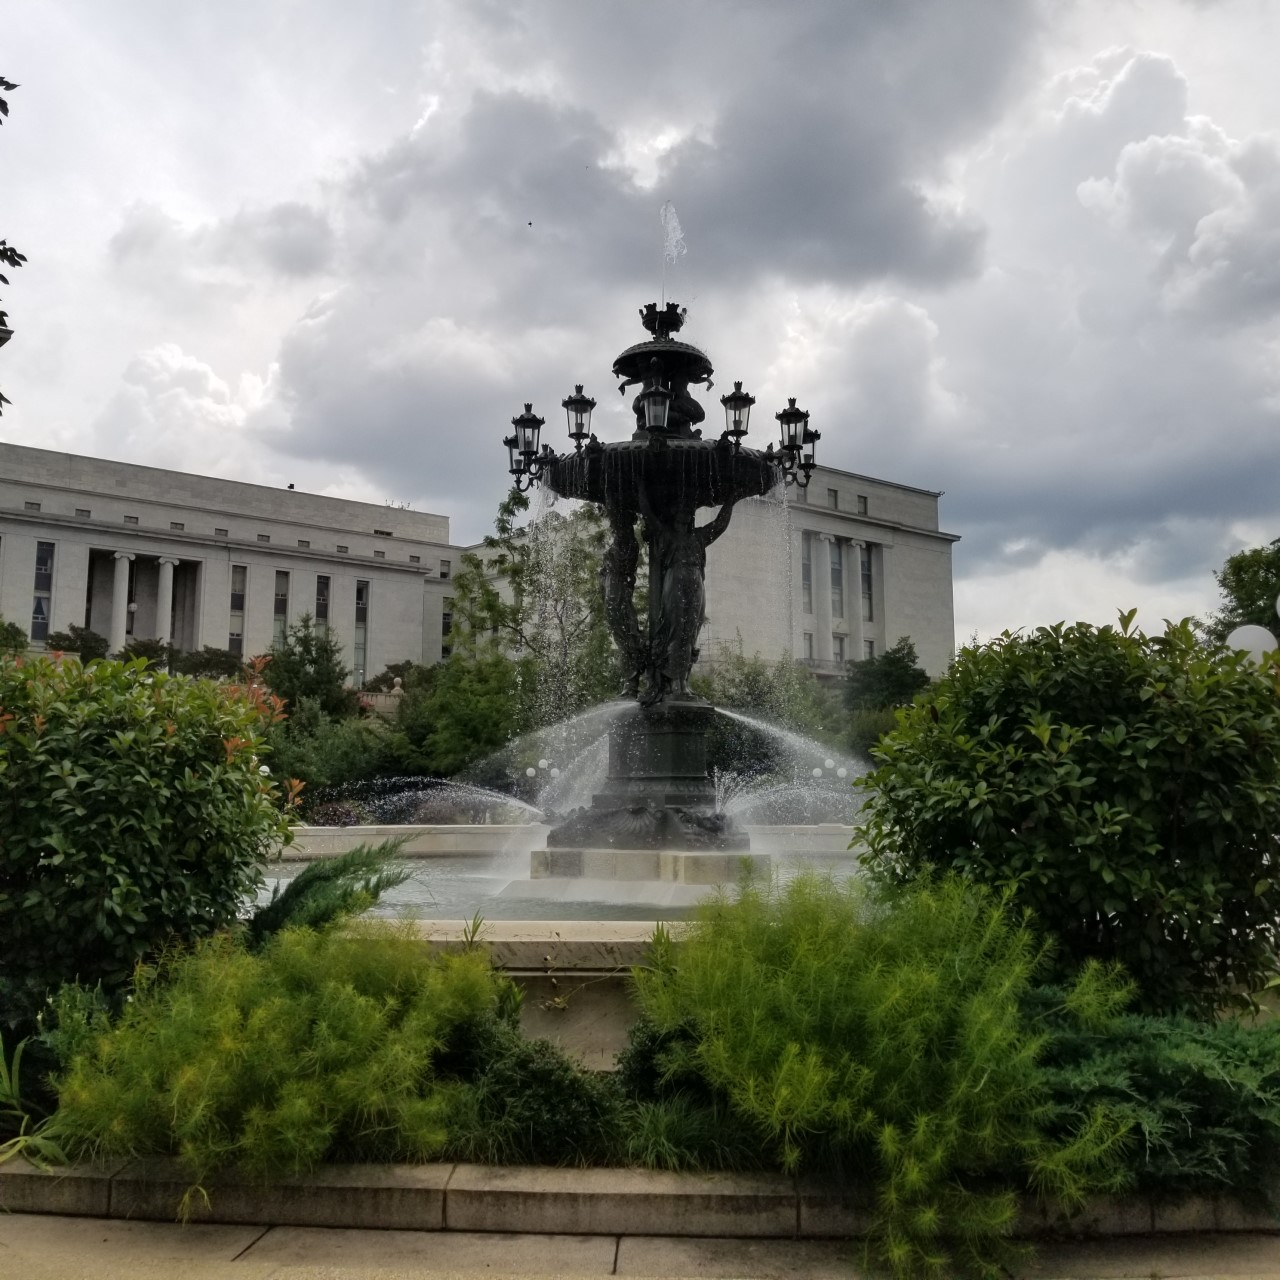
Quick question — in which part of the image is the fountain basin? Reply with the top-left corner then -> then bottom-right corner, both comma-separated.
286,823 -> 855,860
532,847 -> 769,883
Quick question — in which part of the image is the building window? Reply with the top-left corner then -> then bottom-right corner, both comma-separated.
827,488 -> 839,510
24,500 -> 41,512
32,541 -> 54,642
229,565 -> 247,655
314,574 -> 330,632
857,494 -> 868,515
860,544 -> 874,622
214,527 -> 228,537
75,508 -> 90,519
373,549 -> 385,559
257,534 -> 271,544
801,534 -> 813,615
441,596 -> 453,660
374,529 -> 392,537
833,635 -> 846,664
864,639 -> 875,660
830,539 -> 844,618
409,554 -> 420,564
440,559 -> 451,580
802,631 -> 814,661
354,580 -> 370,685
297,539 -> 310,549
170,521 -> 185,532
272,571 -> 290,646
124,515 -> 139,525
336,544 -> 349,554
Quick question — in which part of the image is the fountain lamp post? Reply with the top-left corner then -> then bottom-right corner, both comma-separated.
501,301 -> 818,856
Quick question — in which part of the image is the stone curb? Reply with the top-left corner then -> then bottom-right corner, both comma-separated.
5,1157 -> 1280,1240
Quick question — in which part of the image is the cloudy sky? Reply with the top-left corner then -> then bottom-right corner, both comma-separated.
3,0 -> 1279,642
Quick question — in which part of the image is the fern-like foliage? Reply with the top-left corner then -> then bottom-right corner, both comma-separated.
245,840 -> 412,948
629,873 -> 1133,1280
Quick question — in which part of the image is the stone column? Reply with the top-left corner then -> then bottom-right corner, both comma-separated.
813,534 -> 834,662
110,552 -> 134,656
850,541 -> 866,660
155,557 -> 178,645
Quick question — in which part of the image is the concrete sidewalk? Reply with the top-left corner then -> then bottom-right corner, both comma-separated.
4,1213 -> 1280,1280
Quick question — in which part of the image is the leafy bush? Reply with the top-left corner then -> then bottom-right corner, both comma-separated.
859,616 -> 1280,1017
844,635 -> 929,711
0,614 -> 27,656
847,707 -> 898,760
442,1015 -> 623,1167
171,646 -> 243,680
0,655 -> 292,1030
631,874 -> 1129,1279
43,625 -> 108,663
264,696 -> 396,792
51,926 -> 502,1202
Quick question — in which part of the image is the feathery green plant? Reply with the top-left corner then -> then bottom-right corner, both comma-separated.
50,924 -> 502,1209
244,840 -> 412,947
630,873 -> 1132,1279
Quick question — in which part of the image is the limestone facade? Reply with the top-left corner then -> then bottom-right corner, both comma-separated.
0,443 -> 456,684
702,464 -> 957,678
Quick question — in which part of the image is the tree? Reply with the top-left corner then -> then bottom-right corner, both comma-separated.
450,487 -> 620,724
44,625 -> 109,663
1,76 -> 27,416
1202,538 -> 1280,644
691,639 -> 840,741
412,650 -> 531,777
859,613 -> 1280,1016
260,615 -> 359,719
844,635 -> 930,711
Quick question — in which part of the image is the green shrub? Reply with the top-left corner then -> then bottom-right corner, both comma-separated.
0,655 -> 292,1030
442,1015 -> 623,1167
171,646 -> 243,679
631,874 -> 1130,1279
1034,991 -> 1280,1199
43,625 -> 108,663
264,696 -> 395,793
847,707 -> 898,760
858,616 -> 1280,1017
51,926 -> 502,1201
0,615 -> 27,657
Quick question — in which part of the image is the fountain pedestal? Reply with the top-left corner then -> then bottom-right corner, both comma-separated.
544,699 -> 751,854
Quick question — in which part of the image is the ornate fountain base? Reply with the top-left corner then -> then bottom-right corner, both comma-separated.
544,698 -> 751,853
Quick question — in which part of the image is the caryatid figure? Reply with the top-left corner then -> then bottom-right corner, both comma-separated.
638,486 -> 734,703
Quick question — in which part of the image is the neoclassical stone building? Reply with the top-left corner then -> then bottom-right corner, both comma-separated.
703,464 -> 957,680
0,443 -> 456,684
0,444 -> 955,684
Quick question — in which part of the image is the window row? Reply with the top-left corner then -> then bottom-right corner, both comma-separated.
800,535 -> 874,621
15,502 -> 447,572
801,633 -> 875,663
227,567 -> 370,684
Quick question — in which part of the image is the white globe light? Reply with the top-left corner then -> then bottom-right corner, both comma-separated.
258,764 -> 270,776
526,767 -> 537,778
549,767 -> 560,778
836,767 -> 848,779
538,758 -> 549,770
1225,624 -> 1278,665
824,758 -> 835,769
811,767 -> 822,778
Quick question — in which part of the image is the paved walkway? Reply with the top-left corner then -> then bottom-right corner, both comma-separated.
3,1213 -> 1280,1279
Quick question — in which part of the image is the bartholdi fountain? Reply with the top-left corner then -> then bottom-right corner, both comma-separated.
502,300 -> 820,883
